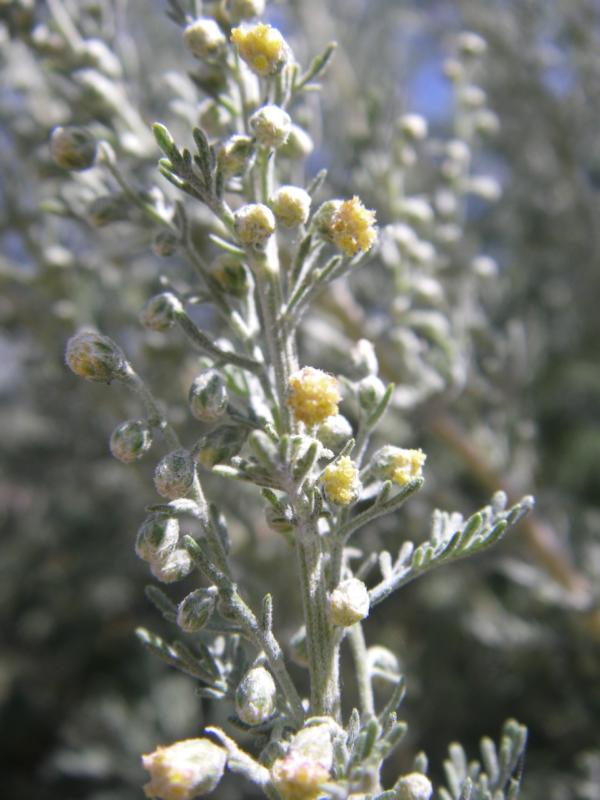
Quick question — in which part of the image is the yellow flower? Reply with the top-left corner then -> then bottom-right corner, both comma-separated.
287,367 -> 340,426
234,202 -> 276,249
389,448 -> 426,486
142,738 -> 226,800
231,23 -> 288,77
321,456 -> 361,505
272,185 -> 311,227
271,754 -> 330,800
329,577 -> 370,626
330,196 -> 377,257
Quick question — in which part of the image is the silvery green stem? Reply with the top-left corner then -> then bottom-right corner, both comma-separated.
184,536 -> 305,725
248,241 -> 295,432
294,507 -> 339,717
348,623 -> 375,719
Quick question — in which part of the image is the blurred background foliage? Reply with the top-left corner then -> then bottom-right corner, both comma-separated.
1,0 -> 599,798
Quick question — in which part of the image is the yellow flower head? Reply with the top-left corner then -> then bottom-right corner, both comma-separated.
231,23 -> 288,77
272,185 -> 311,227
142,738 -> 226,800
387,447 -> 427,486
321,456 -> 361,506
330,196 -> 377,257
234,202 -> 276,249
287,367 -> 340,426
271,754 -> 330,800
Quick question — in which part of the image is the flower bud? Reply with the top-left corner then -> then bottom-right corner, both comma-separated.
229,0 -> 265,22
217,135 -> 253,177
65,331 -> 129,383
400,197 -> 434,226
142,738 -> 227,800
358,375 -> 386,411
467,175 -> 501,202
370,446 -> 426,486
473,109 -> 500,136
135,515 -> 180,563
458,84 -> 486,109
50,126 -> 97,170
189,369 -> 228,422
394,773 -> 433,800
110,419 -> 153,463
249,104 -> 291,149
234,203 -> 275,249
271,724 -> 333,800
398,113 -> 428,142
195,426 -> 247,468
279,124 -> 314,159
86,194 -> 127,227
457,31 -> 487,58
150,549 -> 194,584
271,186 -> 311,228
154,449 -> 195,499
316,414 -> 353,452
177,587 -> 218,632
287,367 -> 340,426
153,230 -> 178,257
231,23 -> 290,77
235,666 -> 277,725
321,457 -> 361,506
140,292 -> 182,332
329,578 -> 370,626
183,18 -> 227,61
211,255 -> 250,297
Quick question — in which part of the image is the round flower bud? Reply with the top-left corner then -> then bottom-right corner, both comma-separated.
183,18 -> 227,61
318,196 -> 377,257
271,186 -> 311,228
235,666 -> 277,725
189,369 -> 228,422
279,124 -> 314,160
135,515 -> 180,563
153,230 -> 178,257
358,375 -> 386,411
142,738 -> 227,800
367,645 -> 401,688
249,104 -> 291,149
473,109 -> 500,136
394,773 -> 433,800
150,549 -> 194,584
195,425 -> 247,468
110,419 -> 152,463
65,331 -> 129,383
271,725 -> 333,800
400,197 -> 434,226
317,414 -> 353,451
370,446 -> 426,486
211,254 -> 250,297
140,292 -> 182,332
154,449 -> 195,499
50,126 -> 97,170
329,578 -> 370,626
86,194 -> 127,227
217,135 -> 253,177
234,203 -> 275,249
177,587 -> 218,633
229,0 -> 265,22
467,175 -> 502,202
231,23 -> 289,78
321,457 -> 361,506
398,113 -> 428,142
287,367 -> 340,426
458,84 -> 486,109
457,31 -> 487,58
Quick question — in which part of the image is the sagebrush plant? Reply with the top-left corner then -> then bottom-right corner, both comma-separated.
7,0 -> 537,798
